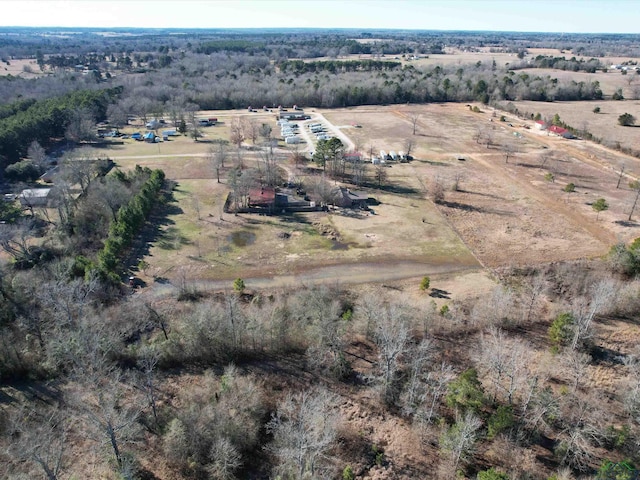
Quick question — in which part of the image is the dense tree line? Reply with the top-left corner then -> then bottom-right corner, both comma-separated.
0,86 -> 121,168
510,55 -> 605,73
97,167 -> 165,279
279,59 -> 402,74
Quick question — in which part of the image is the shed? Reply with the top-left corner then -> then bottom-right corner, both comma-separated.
19,188 -> 51,207
344,153 -> 362,163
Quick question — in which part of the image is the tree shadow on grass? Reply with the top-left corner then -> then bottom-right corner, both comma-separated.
157,226 -> 192,250
419,159 -> 451,167
359,180 -> 420,196
438,200 -> 514,216
124,187 -> 183,270
429,288 -> 450,299
456,189 -> 504,200
615,219 -> 640,228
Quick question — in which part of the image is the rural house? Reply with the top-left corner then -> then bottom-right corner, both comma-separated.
248,187 -> 276,209
333,187 -> 369,208
548,125 -> 574,139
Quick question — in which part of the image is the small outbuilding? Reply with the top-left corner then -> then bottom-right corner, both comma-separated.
334,187 -> 369,209
19,188 -> 51,207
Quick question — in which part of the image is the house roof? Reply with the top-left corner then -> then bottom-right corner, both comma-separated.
549,125 -> 568,135
248,187 -> 276,205
20,188 -> 51,199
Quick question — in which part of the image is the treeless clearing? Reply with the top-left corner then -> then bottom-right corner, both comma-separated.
0,58 -> 44,78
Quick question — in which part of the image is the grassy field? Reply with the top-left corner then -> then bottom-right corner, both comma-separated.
86,94 -> 640,290
511,98 -> 640,150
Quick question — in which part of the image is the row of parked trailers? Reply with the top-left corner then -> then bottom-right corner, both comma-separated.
372,150 -> 408,164
277,119 -> 303,144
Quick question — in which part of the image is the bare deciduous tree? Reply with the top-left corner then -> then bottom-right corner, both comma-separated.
0,219 -> 36,263
502,142 -> 516,163
27,140 -> 48,170
137,345 -> 160,426
562,349 -> 591,393
267,387 -> 340,480
8,405 -> 70,480
409,112 -> 420,135
430,176 -> 445,204
556,394 -> 604,472
207,437 -> 242,480
416,362 -> 455,426
404,138 -> 415,158
477,328 -> 528,405
75,369 -> 141,469
230,117 -> 246,147
569,279 -> 617,350
65,108 -> 96,143
374,302 -> 411,405
440,411 -> 483,473
401,338 -> 436,416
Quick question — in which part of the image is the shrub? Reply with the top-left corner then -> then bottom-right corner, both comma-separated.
420,276 -> 431,291
593,106 -> 601,114
596,460 -> 637,480
233,278 -> 245,293
4,160 -> 41,182
618,113 -> 636,126
478,467 -> 510,480
487,405 -> 514,438
343,465 -> 355,480
446,368 -> 485,412
544,172 -> 555,183
563,183 -> 575,192
549,312 -> 574,349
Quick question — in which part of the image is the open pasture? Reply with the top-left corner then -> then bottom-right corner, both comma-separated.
93,101 -> 640,286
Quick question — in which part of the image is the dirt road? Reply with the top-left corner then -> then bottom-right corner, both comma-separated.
143,259 -> 481,296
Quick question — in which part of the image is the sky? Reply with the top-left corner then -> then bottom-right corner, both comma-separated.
2,0 -> 640,34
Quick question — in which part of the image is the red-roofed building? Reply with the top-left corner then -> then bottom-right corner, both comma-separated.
248,187 -> 276,207
535,120 -> 547,130
548,125 -> 574,138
